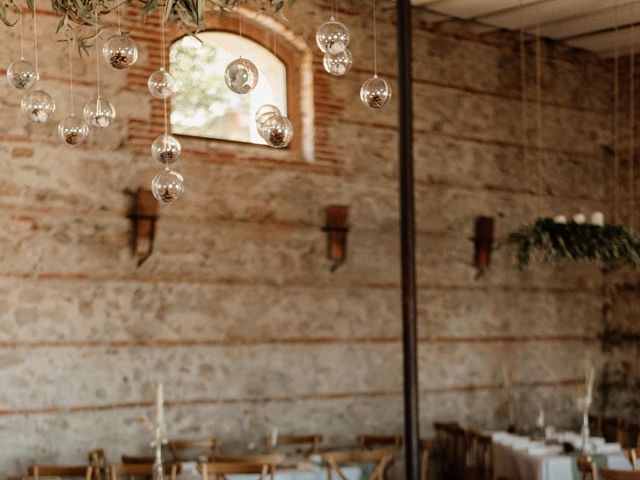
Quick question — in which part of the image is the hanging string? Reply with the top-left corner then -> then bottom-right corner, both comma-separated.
614,1 -> 620,224
372,0 -> 377,77
519,2 -> 528,193
32,0 -> 39,77
535,9 -> 543,193
19,7 -> 25,60
330,0 -> 335,21
94,6 -> 101,97
629,21 -> 635,229
238,9 -> 243,38
68,37 -> 75,114
116,0 -> 122,33
161,12 -> 168,136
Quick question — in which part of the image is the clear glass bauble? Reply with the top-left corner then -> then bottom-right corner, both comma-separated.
151,133 -> 182,164
260,114 -> 293,148
360,75 -> 392,110
58,114 -> 89,146
323,49 -> 353,76
83,96 -> 116,128
7,58 -> 38,90
255,104 -> 281,131
102,32 -> 139,69
148,68 -> 176,99
224,58 -> 259,94
316,19 -> 349,54
21,89 -> 55,124
151,168 -> 185,204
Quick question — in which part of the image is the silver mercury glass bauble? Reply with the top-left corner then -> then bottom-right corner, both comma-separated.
224,58 -> 259,94
7,58 -> 38,90
21,89 -> 55,123
58,114 -> 90,146
148,68 -> 176,99
316,19 -> 349,55
323,48 -> 353,76
102,32 -> 139,69
360,75 -> 392,110
83,96 -> 116,128
151,134 -> 182,164
151,168 -> 184,204
259,114 -> 294,149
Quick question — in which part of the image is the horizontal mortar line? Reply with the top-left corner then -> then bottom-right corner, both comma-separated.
339,119 -> 604,159
0,272 -> 603,294
0,335 -> 596,349
0,378 -> 584,417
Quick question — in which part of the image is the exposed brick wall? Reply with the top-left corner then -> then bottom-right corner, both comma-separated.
0,0 -> 615,475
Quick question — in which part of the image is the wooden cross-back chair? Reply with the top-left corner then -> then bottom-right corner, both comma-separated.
199,462 -> 269,480
419,439 -> 432,480
321,449 -> 388,480
602,416 -> 625,444
357,435 -> 402,480
211,454 -> 284,480
168,438 -> 221,461
576,456 -> 597,480
28,465 -> 92,480
626,448 -> 640,471
433,422 -> 458,480
263,434 -> 323,455
88,450 -> 107,480
466,430 -> 493,480
108,463 -> 178,480
600,469 -> 640,480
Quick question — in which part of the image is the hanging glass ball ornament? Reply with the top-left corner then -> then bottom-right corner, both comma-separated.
360,75 -> 392,110
7,59 -> 38,90
224,58 -> 259,94
148,68 -> 176,99
58,114 -> 89,146
102,32 -> 139,69
83,96 -> 116,128
151,168 -> 184,204
259,114 -> 293,148
316,19 -> 349,54
151,133 -> 182,164
21,89 -> 55,124
255,104 -> 280,127
323,49 -> 353,76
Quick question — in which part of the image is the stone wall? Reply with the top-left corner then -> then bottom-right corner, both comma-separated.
0,0 -> 616,475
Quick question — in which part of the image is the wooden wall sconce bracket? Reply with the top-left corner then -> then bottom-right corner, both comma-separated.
472,216 -> 494,271
322,205 -> 350,273
126,188 -> 158,267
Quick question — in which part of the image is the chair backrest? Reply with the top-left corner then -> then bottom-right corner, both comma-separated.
88,450 -> 107,480
357,435 -> 403,480
120,456 -> 154,465
321,449 -> 388,480
108,463 -> 178,480
211,454 -> 283,480
466,431 -> 492,480
600,469 -> 640,480
168,438 -> 221,461
626,448 -> 640,471
264,434 -> 323,455
419,439 -> 432,480
576,456 -> 597,480
29,466 -> 92,480
199,462 -> 269,480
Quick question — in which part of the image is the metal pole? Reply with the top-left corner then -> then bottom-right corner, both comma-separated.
396,0 -> 420,478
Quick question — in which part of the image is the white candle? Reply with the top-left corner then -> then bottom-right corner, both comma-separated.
573,213 -> 586,224
591,212 -> 604,227
156,382 -> 164,425
271,427 -> 279,448
554,215 -> 567,224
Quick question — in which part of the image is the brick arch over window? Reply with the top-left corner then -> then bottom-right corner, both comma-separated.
127,9 -> 315,167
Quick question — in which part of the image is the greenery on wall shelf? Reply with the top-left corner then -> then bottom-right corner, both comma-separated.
507,217 -> 640,270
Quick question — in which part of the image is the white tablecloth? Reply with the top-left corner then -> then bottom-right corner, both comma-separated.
179,462 -> 363,480
491,432 -> 631,480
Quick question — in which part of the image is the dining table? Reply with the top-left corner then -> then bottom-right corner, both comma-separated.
491,431 -> 631,480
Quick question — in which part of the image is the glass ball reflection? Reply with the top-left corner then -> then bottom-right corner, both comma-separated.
7,59 -> 38,90
224,58 -> 259,94
58,114 -> 89,146
151,134 -> 182,164
255,104 -> 281,129
151,168 -> 184,204
360,75 -> 392,110
21,89 -> 55,124
148,68 -> 176,99
83,96 -> 116,128
102,32 -> 139,69
323,49 -> 353,76
260,114 -> 293,148
316,20 -> 349,54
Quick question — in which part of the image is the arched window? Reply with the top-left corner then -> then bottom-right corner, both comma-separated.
169,32 -> 288,146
